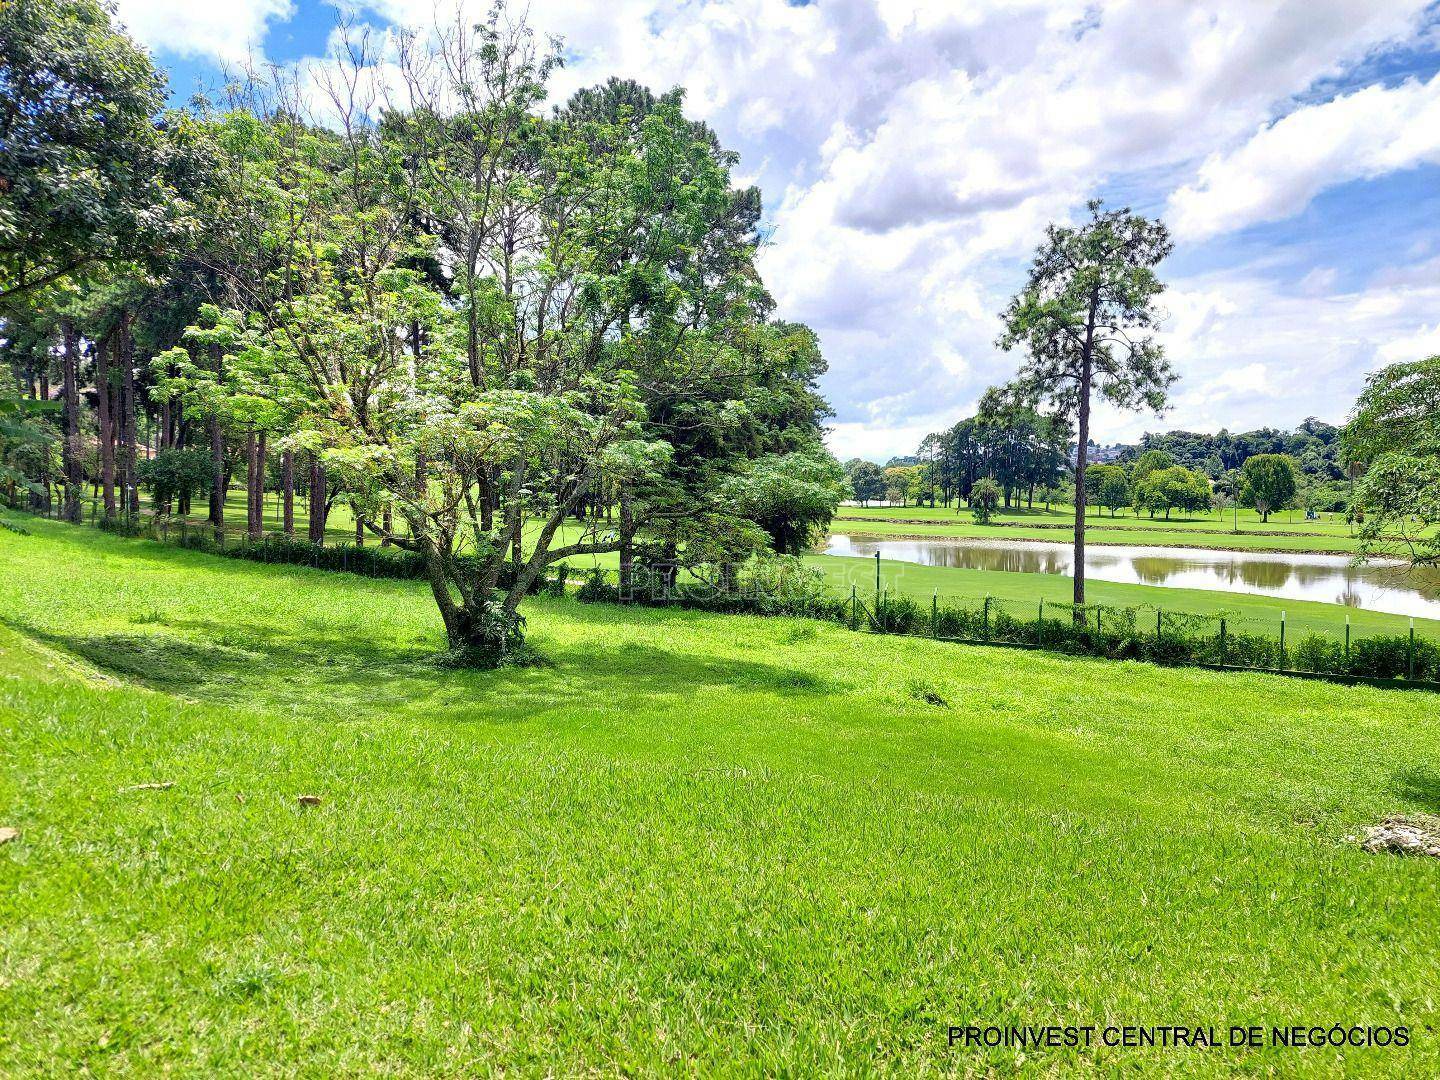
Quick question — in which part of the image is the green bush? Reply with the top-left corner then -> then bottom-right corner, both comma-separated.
1291,634 -> 1345,675
876,593 -> 921,634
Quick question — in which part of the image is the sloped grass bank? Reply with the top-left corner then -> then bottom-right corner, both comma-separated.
2,522 -> 1439,1075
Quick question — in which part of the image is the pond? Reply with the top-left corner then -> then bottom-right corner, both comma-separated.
822,534 -> 1440,620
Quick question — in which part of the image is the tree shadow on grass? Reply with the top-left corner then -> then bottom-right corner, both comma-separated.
7,616 -> 841,725
1393,767 -> 1440,815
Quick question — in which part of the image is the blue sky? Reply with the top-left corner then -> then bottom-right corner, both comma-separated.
114,0 -> 1440,460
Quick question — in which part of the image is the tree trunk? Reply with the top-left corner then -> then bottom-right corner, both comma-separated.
245,430 -> 266,541
208,346 -> 225,541
1072,352 -> 1093,609
308,454 -> 327,544
618,490 -> 635,598
96,338 -> 117,519
281,450 -> 295,537
61,319 -> 82,522
119,313 -> 138,517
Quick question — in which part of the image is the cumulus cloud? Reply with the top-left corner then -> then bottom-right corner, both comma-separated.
114,0 -> 294,64
1168,72 -> 1440,241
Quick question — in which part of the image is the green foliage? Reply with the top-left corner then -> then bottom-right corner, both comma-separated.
137,15 -> 832,663
137,447 -> 211,507
1344,355 -> 1440,464
0,392 -> 58,500
0,0 -> 206,300
1086,463 -> 1130,516
1130,448 -> 1175,484
721,448 -> 846,554
996,200 -> 1174,602
969,477 -> 1001,524
1241,454 -> 1298,521
1354,453 -> 1440,567
843,458 -> 886,503
1345,356 -> 1440,568
1133,465 -> 1211,519
997,201 -> 1175,421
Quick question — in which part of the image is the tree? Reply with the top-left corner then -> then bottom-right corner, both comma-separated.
0,0 -> 201,302
1344,355 -> 1440,567
884,464 -> 921,506
844,458 -> 886,505
1130,448 -> 1175,487
1087,463 -> 1130,516
1134,465 -> 1210,519
722,449 -> 846,555
969,477 -> 1000,524
0,392 -> 57,506
1343,356 -> 1440,463
138,447 -> 211,515
1241,454 -> 1297,522
997,200 -> 1174,605
1352,454 -> 1440,567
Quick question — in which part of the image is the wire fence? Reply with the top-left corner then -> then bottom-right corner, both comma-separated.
578,564 -> 1440,691
852,588 -> 1438,688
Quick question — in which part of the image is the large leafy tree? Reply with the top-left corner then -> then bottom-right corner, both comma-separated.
843,458 -> 886,505
997,200 -> 1174,605
1134,465 -> 1211,520
0,0 -> 203,302
1345,355 -> 1440,567
1240,454 -> 1297,522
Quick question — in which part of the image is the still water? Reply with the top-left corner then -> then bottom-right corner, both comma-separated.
823,534 -> 1440,620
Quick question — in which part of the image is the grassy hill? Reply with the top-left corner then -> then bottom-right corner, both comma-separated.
2,522 -> 1439,1075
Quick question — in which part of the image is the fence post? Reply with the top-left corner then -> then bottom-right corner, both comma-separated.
1279,611 -> 1286,669
932,589 -> 938,638
1038,599 -> 1044,624
1156,608 -> 1163,642
1095,605 -> 1102,635
1219,618 -> 1227,665
874,551 -> 881,614
850,584 -> 857,631
1345,615 -> 1350,664
1410,619 -> 1416,681
982,595 -> 990,641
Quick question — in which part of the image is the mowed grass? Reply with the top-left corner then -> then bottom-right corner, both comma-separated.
809,554 -> 1440,642
2,520 -> 1439,1075
836,504 -> 1369,554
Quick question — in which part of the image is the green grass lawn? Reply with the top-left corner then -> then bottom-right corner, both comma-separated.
836,504 -> 1369,554
808,554 -> 1440,642
3,521 -> 1440,1075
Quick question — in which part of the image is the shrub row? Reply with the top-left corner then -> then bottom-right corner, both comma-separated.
167,530 -> 550,594
872,592 -> 1439,683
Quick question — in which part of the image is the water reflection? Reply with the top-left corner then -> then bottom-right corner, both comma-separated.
823,534 -> 1440,620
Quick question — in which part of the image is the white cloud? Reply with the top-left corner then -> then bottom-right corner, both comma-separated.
1168,71 -> 1440,241
115,0 -> 294,64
